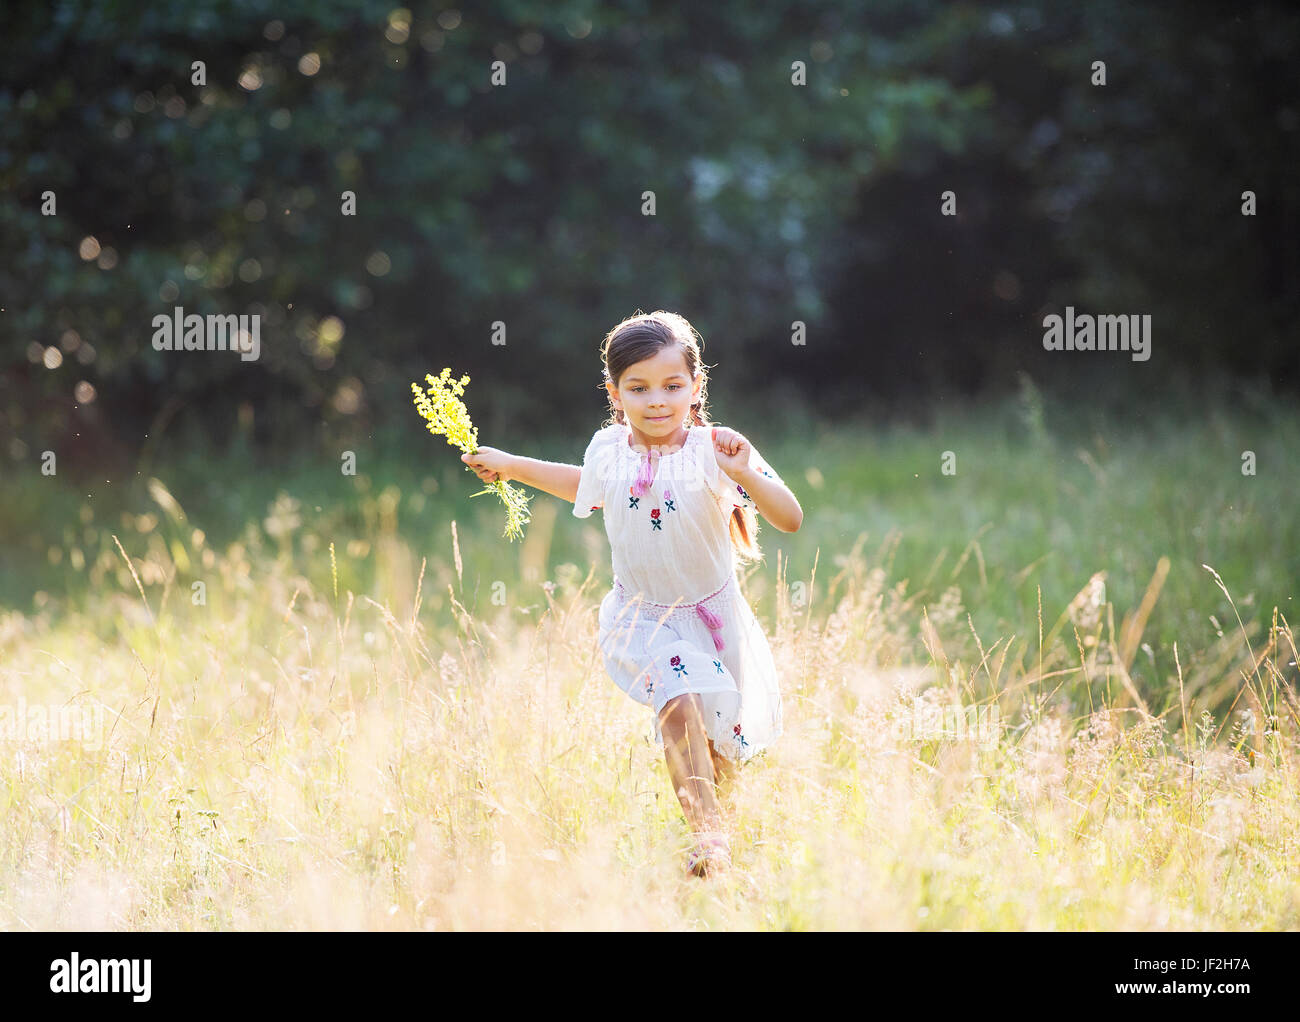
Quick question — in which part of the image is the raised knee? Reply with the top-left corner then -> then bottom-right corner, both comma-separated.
658,693 -> 700,729
662,693 -> 699,713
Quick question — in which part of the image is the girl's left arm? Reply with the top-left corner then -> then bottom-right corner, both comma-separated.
712,427 -> 803,533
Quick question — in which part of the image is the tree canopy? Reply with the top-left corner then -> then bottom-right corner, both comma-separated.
3,1 -> 1295,473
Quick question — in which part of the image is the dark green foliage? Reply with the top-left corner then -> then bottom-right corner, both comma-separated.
1,1 -> 1295,471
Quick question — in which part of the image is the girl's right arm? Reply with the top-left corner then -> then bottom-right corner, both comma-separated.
461,448 -> 581,504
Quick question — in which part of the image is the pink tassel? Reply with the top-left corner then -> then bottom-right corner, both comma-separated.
631,451 -> 656,497
696,603 -> 725,652
696,603 -> 723,630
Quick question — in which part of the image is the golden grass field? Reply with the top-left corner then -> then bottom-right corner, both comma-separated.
2,488 -> 1297,931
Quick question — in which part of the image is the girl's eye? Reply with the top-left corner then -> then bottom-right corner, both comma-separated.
631,385 -> 680,392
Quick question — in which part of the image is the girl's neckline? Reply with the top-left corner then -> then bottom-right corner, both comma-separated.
621,421 -> 698,458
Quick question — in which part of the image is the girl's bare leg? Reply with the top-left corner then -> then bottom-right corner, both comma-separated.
658,694 -> 724,835
707,738 -> 736,794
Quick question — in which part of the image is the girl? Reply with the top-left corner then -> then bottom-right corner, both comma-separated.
460,310 -> 802,878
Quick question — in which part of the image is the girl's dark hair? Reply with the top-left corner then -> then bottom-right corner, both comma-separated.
598,309 -> 762,563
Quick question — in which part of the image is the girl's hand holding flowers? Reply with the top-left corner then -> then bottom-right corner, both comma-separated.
461,446 -> 514,483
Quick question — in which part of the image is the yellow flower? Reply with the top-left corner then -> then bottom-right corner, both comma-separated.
411,368 -> 531,542
411,368 -> 478,454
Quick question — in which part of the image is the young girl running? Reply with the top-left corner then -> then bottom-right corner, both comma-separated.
461,310 -> 803,877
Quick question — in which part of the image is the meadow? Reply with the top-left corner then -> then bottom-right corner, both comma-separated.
1,380 -> 1297,929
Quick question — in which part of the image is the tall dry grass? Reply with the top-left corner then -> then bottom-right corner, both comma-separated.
2,507 -> 1296,931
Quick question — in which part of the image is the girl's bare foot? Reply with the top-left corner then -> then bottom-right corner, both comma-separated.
685,832 -> 732,878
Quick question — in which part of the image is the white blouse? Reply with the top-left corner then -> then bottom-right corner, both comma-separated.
572,421 -> 784,604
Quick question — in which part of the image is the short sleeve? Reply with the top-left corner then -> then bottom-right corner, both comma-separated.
572,427 -> 618,518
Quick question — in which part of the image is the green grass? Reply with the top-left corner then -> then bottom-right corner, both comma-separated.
1,384 -> 1297,928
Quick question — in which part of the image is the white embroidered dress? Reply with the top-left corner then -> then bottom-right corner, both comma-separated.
572,421 -> 785,762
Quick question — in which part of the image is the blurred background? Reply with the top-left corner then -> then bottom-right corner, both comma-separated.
0,2 -> 1296,719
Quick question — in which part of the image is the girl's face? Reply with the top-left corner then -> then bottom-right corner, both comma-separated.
607,345 -> 702,442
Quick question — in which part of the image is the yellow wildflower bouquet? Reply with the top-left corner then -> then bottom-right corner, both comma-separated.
411,368 -> 531,541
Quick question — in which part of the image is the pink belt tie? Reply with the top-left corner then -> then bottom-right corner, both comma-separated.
614,575 -> 730,653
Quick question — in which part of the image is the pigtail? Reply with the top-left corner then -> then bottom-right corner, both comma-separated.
728,503 -> 762,564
